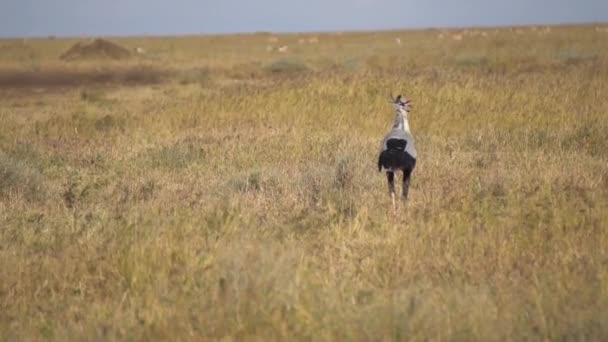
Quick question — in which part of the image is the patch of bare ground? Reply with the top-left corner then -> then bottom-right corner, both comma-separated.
0,65 -> 171,89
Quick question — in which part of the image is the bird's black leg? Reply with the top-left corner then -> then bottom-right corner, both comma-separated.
402,169 -> 412,200
387,171 -> 396,212
387,171 -> 395,194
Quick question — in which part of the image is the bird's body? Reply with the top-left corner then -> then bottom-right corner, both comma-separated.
378,139 -> 416,173
378,95 -> 417,211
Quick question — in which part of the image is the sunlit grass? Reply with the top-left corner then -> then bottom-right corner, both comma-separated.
1,24 -> 608,340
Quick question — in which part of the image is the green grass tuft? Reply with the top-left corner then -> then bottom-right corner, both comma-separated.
0,150 -> 47,202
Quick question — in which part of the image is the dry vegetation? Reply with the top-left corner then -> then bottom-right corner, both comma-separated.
1,24 -> 608,340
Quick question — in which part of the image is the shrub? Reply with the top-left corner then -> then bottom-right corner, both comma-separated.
264,59 -> 309,74
451,52 -> 489,67
178,67 -> 213,86
0,151 -> 46,202
557,50 -> 597,65
143,140 -> 206,170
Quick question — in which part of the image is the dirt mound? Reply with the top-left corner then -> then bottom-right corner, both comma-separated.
60,38 -> 131,61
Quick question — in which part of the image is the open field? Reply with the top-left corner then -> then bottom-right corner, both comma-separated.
1,24 -> 608,340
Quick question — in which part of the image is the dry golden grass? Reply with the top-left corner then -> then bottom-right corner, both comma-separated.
1,24 -> 608,340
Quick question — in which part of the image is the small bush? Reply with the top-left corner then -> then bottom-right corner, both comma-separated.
451,53 -> 489,67
115,179 -> 157,206
557,50 -> 597,65
562,123 -> 608,157
227,62 -> 264,79
334,157 -> 354,191
143,140 -> 206,170
80,89 -> 105,102
227,169 -> 280,194
0,151 -> 47,202
264,59 -> 309,74
55,111 -> 125,137
178,67 -> 213,86
94,114 -> 124,132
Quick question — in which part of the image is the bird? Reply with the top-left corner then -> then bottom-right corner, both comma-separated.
378,94 -> 417,212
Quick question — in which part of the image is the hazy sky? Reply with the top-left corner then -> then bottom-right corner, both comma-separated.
1,0 -> 607,38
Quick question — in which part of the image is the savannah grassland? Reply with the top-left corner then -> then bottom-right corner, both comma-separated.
1,25 -> 608,341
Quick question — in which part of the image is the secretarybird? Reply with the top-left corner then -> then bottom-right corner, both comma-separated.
378,95 -> 417,211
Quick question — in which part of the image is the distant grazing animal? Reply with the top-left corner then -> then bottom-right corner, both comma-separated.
378,95 -> 417,212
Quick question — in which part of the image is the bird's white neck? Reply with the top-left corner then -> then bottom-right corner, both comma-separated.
393,108 -> 411,133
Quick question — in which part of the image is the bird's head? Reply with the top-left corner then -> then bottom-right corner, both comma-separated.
390,94 -> 412,113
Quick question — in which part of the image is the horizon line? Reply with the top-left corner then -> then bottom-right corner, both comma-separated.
1,20 -> 607,40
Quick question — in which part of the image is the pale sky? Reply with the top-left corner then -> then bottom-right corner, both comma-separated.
1,0 -> 607,38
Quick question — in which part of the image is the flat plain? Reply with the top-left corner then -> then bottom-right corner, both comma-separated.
1,24 -> 608,340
